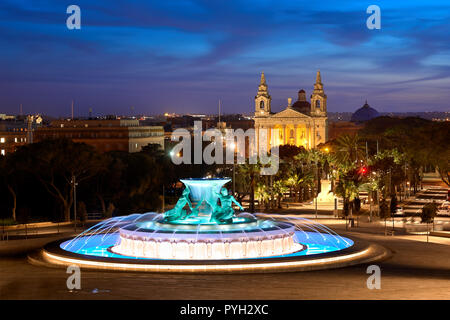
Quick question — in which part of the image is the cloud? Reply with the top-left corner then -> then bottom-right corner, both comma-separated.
0,0 -> 449,115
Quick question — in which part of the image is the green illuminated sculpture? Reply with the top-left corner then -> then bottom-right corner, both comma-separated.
164,188 -> 195,221
163,178 -> 244,224
210,188 -> 244,224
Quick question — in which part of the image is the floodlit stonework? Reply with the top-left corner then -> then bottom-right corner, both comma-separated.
254,71 -> 328,150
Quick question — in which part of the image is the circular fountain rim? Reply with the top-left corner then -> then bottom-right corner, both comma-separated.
126,218 -> 292,235
32,235 -> 391,273
180,177 -> 231,181
150,215 -> 259,230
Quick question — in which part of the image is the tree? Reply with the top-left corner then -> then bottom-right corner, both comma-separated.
105,203 -> 115,218
236,162 -> 261,213
278,144 -> 305,161
285,171 -> 315,202
13,139 -> 105,221
390,194 -> 398,215
255,183 -> 270,210
379,198 -> 390,235
272,180 -> 288,208
0,155 -> 19,221
351,197 -> 362,227
77,201 -> 87,225
333,134 -> 365,166
292,149 -> 327,200
335,177 -> 358,218
421,202 -> 437,224
141,143 -> 166,158
90,152 -> 126,215
428,122 -> 450,187
370,149 -> 406,199
360,117 -> 449,189
421,201 -> 438,242
390,193 -> 398,231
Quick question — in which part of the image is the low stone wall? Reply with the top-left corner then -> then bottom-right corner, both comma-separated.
405,223 -> 444,233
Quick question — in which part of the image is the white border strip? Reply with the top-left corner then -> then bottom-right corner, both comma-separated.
43,247 -> 373,272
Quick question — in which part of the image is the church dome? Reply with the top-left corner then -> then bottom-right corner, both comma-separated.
351,101 -> 379,122
291,89 -> 311,115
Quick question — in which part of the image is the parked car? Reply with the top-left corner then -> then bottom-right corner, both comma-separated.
437,201 -> 450,215
394,206 -> 403,215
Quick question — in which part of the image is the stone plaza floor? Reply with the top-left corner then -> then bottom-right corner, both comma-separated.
1,224 -> 449,300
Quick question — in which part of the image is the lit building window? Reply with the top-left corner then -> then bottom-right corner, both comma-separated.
14,138 -> 18,143
0,137 -> 4,143
1,150 -> 5,155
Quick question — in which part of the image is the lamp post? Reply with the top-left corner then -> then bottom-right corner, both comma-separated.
71,175 -> 78,232
233,163 -> 236,195
404,162 -> 408,200
315,158 -> 318,219
162,184 -> 165,212
230,142 -> 236,195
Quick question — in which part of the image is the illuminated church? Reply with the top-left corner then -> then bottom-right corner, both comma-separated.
253,71 -> 328,150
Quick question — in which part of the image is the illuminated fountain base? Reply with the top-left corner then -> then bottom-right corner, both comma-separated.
31,178 -> 390,273
111,217 -> 301,260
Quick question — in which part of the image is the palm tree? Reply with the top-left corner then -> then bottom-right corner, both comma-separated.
379,198 -> 390,235
334,177 -> 358,218
255,183 -> 271,210
236,162 -> 261,213
334,134 -> 365,166
286,171 -> 315,201
294,149 -> 327,199
272,180 -> 288,208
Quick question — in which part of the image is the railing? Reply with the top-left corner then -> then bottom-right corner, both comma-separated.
87,212 -> 103,220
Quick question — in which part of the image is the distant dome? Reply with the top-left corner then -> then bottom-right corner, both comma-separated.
291,89 -> 311,115
351,101 -> 380,122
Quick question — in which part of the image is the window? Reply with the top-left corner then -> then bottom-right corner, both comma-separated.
316,100 -> 321,108
260,100 -> 265,109
0,137 -> 4,143
1,150 -> 5,155
14,138 -> 18,143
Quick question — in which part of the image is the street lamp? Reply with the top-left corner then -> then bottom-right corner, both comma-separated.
229,142 -> 237,195
315,158 -> 319,219
71,175 -> 78,232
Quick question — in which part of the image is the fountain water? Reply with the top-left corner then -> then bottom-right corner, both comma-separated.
35,178 -> 389,273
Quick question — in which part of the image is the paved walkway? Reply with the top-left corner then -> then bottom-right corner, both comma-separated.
1,223 -> 449,300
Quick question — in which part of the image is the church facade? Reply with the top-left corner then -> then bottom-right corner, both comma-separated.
253,71 -> 328,150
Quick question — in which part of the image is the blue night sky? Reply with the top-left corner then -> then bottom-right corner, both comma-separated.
0,0 -> 449,117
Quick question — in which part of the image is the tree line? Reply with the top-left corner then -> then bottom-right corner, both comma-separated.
0,116 -> 448,224
0,140 -> 212,223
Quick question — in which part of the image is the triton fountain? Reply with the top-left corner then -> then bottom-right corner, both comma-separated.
32,178 -> 389,273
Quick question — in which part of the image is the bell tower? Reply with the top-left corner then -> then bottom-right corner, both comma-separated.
255,71 -> 271,116
310,70 -> 327,117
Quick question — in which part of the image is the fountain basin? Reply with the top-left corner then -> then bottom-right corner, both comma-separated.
30,178 -> 390,273
111,217 -> 300,260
